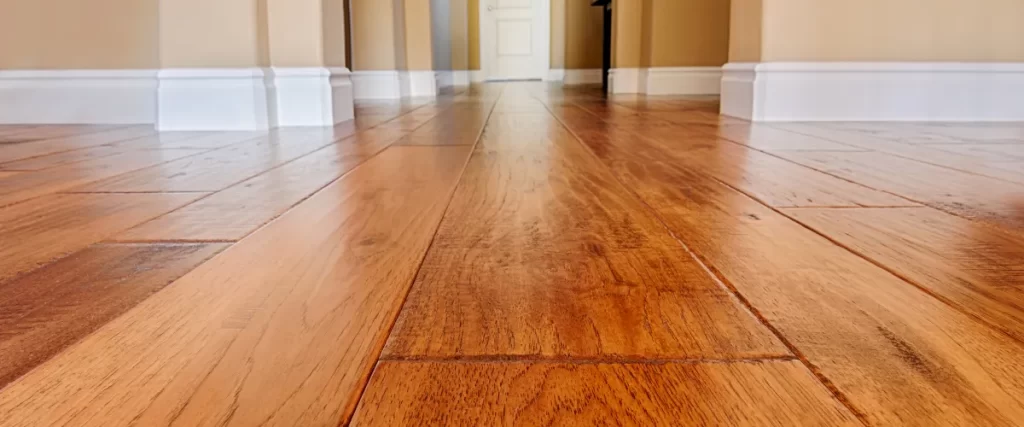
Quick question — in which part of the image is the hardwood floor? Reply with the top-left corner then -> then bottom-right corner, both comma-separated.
1,84 -> 1023,426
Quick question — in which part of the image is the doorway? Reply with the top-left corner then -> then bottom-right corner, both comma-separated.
479,0 -> 550,81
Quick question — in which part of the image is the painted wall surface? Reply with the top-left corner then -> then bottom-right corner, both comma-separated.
432,0 -> 454,71
267,0 -> 325,67
761,0 -> 1024,62
649,0 -> 730,66
729,0 -> 761,62
403,0 -> 435,70
450,0 -> 471,70
0,0 -> 159,69
351,0 -> 399,70
563,0 -> 604,69
161,0 -> 266,67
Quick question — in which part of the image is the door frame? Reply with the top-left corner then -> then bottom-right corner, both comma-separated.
478,0 -> 551,81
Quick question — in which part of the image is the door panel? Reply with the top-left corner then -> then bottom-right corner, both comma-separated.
481,0 -> 547,81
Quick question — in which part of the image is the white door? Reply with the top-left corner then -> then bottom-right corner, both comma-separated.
480,0 -> 549,81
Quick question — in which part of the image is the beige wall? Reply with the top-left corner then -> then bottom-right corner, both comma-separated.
267,0 -> 325,67
729,0 -> 761,62
649,0 -> 730,66
759,0 -> 1024,62
351,0 -> 399,70
161,0 -> 266,67
564,0 -> 604,69
403,0 -> 435,70
0,0 -> 158,69
451,0 -> 471,70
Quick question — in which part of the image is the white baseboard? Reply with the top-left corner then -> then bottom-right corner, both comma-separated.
158,68 -> 273,131
272,67 -> 354,127
435,70 -> 454,90
452,70 -> 471,86
546,69 -> 566,82
405,71 -> 439,97
352,70 -> 442,99
0,69 -> 158,124
470,70 -> 486,83
609,67 -> 721,95
609,68 -> 645,94
565,69 -> 603,85
645,67 -> 721,95
721,62 -> 1024,122
351,70 -> 402,100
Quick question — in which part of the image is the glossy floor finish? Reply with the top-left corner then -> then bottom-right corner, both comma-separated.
1,84 -> 1023,426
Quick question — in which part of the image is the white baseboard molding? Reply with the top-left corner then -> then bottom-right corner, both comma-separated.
609,68 -> 645,94
565,69 -> 603,85
159,67 -> 354,130
158,68 -> 273,131
546,69 -> 566,82
352,70 -> 442,99
0,69 -> 158,124
721,62 -> 1024,122
405,71 -> 439,98
436,70 -> 454,90
272,67 -> 354,127
609,67 -> 721,95
351,70 -> 403,100
453,70 -> 471,86
470,70 -> 486,83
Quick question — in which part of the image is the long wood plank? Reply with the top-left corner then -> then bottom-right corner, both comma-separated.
114,127 -> 410,241
774,150 -> 1024,231
0,171 -> 20,179
0,243 -> 228,387
774,124 -> 1024,184
0,193 -> 207,283
395,106 -> 489,146
0,146 -> 473,427
383,114 -> 786,359
0,126 -> 156,163
555,107 -> 913,208
575,127 -> 1024,424
110,131 -> 269,150
785,206 -> 1024,343
0,149 -> 207,207
351,361 -> 859,426
696,123 -> 866,151
0,125 -> 127,143
74,128 -> 360,193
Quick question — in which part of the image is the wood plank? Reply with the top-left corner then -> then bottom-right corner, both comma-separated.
775,150 -> 1024,230
110,131 -> 269,150
785,206 -> 1024,343
774,124 -> 1024,184
0,243 -> 228,387
395,107 -> 489,146
0,125 -> 125,142
0,171 -> 20,179
351,361 -> 859,426
0,193 -> 207,283
576,129 -> 1024,425
555,108 -> 913,208
383,117 -> 787,359
696,124 -> 866,151
74,128 -> 358,193
0,146 -> 474,427
0,149 -> 207,207
114,127 -> 410,241
931,143 -> 1024,162
0,145 -> 128,171
0,126 -> 156,163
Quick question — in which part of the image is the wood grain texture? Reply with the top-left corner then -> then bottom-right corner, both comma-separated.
0,149 -> 206,207
0,126 -> 156,163
555,108 -> 913,208
111,131 -> 269,150
114,127 -> 410,241
0,146 -> 473,427
75,128 -> 357,193
931,143 -> 1024,162
775,150 -> 1024,231
0,243 -> 228,387
786,207 -> 1024,343
697,124 -> 866,151
0,171 -> 20,179
384,116 -> 786,359
395,106 -> 489,146
578,128 -> 1024,425
0,193 -> 207,283
774,124 -> 1024,184
0,125 -> 123,142
351,361 -> 859,426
